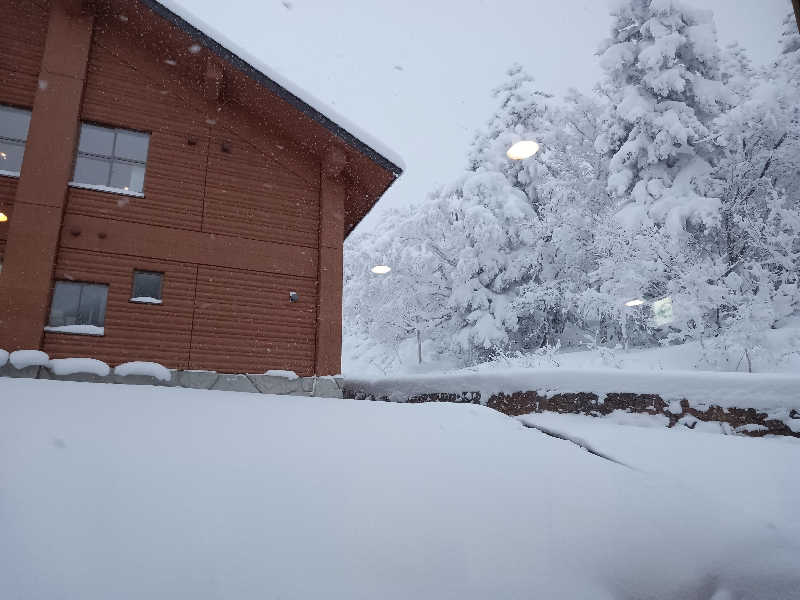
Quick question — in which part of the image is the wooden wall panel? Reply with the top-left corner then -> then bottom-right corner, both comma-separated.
203,135 -> 320,247
81,24 -> 210,138
190,266 -> 317,375
0,177 -> 17,242
66,131 -> 208,230
0,0 -> 48,107
43,248 -> 196,368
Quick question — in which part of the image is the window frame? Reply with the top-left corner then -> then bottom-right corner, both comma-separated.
129,269 -> 164,305
69,121 -> 150,196
0,104 -> 32,178
45,280 -> 110,334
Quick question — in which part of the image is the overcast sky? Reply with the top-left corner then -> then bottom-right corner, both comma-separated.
171,0 -> 791,233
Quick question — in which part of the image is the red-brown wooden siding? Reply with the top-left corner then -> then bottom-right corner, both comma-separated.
203,135 -> 320,247
189,266 -> 317,374
0,0 -> 48,108
44,8 -> 322,374
43,248 -> 196,368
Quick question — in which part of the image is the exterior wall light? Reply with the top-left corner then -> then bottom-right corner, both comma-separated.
624,298 -> 645,307
506,140 -> 540,160
0,212 -> 8,222
371,265 -> 391,274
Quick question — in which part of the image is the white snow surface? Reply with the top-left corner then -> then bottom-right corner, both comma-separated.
264,369 -> 299,380
0,349 -> 7,368
47,358 -> 110,377
114,361 -> 172,382
0,378 -> 798,599
44,325 -> 105,336
517,411 -> 800,537
350,367 -> 800,411
129,297 -> 163,305
153,0 -> 404,171
9,350 -> 49,369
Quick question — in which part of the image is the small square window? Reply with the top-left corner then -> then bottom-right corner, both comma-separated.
131,270 -> 163,303
47,281 -> 109,327
72,122 -> 149,194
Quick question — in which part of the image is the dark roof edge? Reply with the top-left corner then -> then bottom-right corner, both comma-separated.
139,0 -> 403,177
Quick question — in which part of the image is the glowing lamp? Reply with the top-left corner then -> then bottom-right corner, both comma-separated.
0,212 -> 8,222
371,265 -> 391,275
624,299 -> 645,307
506,140 -> 540,160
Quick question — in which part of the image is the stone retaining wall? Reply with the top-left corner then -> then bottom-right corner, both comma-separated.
345,388 -> 800,438
0,363 -> 344,398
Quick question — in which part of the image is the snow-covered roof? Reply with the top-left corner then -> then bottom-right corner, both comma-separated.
142,0 -> 405,175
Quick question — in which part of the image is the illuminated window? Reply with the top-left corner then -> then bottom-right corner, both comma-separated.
71,123 -> 149,194
0,104 -> 32,176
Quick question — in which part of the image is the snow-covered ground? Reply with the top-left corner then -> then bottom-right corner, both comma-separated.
344,322 -> 800,377
1,378 -> 799,599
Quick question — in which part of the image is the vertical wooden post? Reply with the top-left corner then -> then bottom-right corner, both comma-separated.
0,0 -> 93,349
314,147 -> 347,375
793,0 -> 800,35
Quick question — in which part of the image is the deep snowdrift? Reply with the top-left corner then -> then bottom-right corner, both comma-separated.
1,378 -> 798,599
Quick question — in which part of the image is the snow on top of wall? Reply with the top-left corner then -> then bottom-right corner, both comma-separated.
264,369 -> 299,380
0,349 -> 8,368
114,361 -> 172,382
48,358 -> 111,377
151,0 -> 405,172
349,367 -> 800,411
9,350 -> 50,369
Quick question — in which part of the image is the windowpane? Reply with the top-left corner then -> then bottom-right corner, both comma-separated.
0,105 -> 31,141
78,123 -> 115,156
114,130 -> 149,161
77,284 -> 109,326
0,140 -> 25,173
73,156 -> 111,187
110,161 -> 146,193
48,281 -> 82,327
132,270 -> 163,300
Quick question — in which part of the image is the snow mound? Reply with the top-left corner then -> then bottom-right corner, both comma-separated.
0,349 -> 8,368
47,358 -> 110,377
9,350 -> 49,369
114,361 -> 172,382
264,369 -> 299,380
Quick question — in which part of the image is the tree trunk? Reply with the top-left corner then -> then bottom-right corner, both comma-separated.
793,0 -> 800,35
417,328 -> 422,364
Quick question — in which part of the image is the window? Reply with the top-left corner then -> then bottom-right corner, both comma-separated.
47,281 -> 109,328
131,270 -> 163,304
0,105 -> 32,176
72,123 -> 149,194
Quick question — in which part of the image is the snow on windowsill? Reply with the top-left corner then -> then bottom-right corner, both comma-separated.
44,325 -> 105,336
68,182 -> 144,198
129,297 -> 163,305
0,169 -> 21,179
